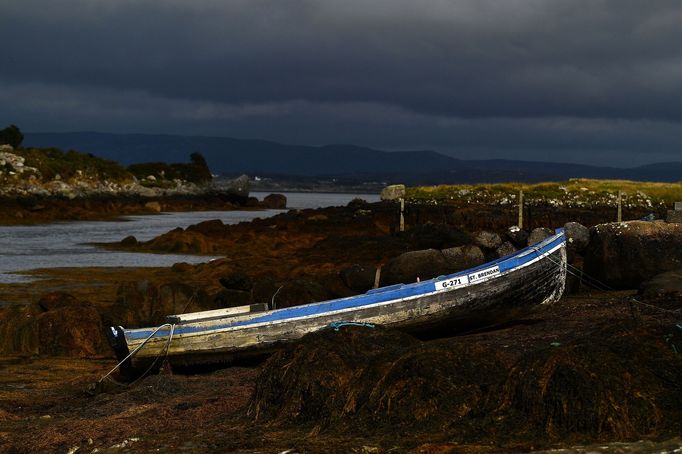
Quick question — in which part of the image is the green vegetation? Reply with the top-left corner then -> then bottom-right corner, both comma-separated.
16,147 -> 132,182
128,152 -> 212,185
406,179 -> 682,208
8,146 -> 210,186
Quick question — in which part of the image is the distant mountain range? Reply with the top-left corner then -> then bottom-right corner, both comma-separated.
24,132 -> 682,184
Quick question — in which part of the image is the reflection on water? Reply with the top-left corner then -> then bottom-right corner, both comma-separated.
0,192 -> 379,283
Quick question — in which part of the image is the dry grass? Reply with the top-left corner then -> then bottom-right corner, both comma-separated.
406,179 -> 682,209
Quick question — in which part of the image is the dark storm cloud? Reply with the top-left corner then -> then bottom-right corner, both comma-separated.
1,0 -> 682,165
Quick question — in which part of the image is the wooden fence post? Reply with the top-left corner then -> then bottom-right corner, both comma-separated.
617,191 -> 623,222
518,190 -> 524,228
399,198 -> 405,232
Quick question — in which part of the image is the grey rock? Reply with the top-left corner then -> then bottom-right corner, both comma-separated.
666,210 -> 682,224
505,225 -> 529,248
496,241 -> 517,259
442,245 -> 486,272
528,227 -> 553,246
474,231 -> 502,250
564,222 -> 590,254
380,184 -> 406,201
340,264 -> 377,293
381,249 -> 451,286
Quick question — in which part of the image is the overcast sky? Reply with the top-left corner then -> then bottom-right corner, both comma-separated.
1,0 -> 681,166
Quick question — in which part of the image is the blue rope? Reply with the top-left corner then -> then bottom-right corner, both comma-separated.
327,321 -> 375,331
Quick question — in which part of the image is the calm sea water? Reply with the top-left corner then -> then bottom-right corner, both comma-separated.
0,192 -> 379,284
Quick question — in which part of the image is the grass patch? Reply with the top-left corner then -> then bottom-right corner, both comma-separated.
406,179 -> 682,208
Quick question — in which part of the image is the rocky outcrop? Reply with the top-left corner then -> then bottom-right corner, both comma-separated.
110,281 -> 215,328
584,221 -> 682,289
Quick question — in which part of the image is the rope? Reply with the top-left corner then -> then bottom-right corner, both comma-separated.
270,286 -> 283,310
98,322 -> 175,385
542,252 -> 681,316
124,322 -> 176,387
327,321 -> 375,331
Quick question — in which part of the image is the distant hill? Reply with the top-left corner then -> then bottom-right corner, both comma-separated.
24,132 -> 682,184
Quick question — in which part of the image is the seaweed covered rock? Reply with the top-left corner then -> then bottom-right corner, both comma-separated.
494,329 -> 682,440
250,326 -> 507,434
110,281 -> 214,327
352,340 -> 505,431
250,326 -> 419,425
584,221 -> 682,289
0,293 -> 107,356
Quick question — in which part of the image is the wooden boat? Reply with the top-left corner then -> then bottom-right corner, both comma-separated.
108,229 -> 566,377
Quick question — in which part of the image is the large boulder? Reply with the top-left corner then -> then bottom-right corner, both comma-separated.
381,249 -> 452,286
407,223 -> 471,250
380,184 -> 405,201
505,226 -> 529,249
584,221 -> 682,289
340,264 -> 378,293
441,245 -> 486,272
528,227 -> 553,246
564,222 -> 589,254
496,241 -> 517,259
262,193 -> 287,209
473,231 -> 502,250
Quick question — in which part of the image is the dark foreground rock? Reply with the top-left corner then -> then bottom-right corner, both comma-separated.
639,269 -> 682,299
250,326 -> 505,433
251,321 -> 682,444
584,221 -> 682,289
